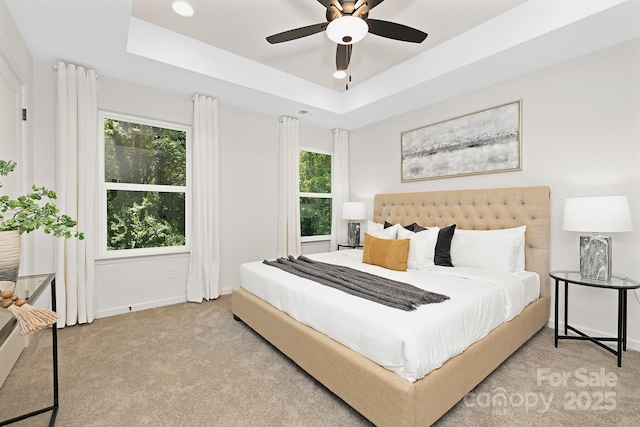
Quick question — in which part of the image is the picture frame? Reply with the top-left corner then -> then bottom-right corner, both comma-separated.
401,100 -> 522,182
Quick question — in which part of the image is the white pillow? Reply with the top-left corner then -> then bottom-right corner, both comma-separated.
367,221 -> 400,239
450,226 -> 526,273
367,220 -> 383,234
397,227 -> 440,270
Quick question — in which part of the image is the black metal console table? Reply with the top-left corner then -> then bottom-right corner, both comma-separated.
0,273 -> 58,426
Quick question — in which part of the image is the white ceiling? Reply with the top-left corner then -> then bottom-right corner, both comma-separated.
131,0 -> 529,90
5,0 -> 640,130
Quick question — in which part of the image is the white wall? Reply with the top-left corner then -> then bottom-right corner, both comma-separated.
28,64 -> 332,317
0,0 -> 34,275
349,38 -> 640,349
0,0 -> 33,386
92,76 -> 194,316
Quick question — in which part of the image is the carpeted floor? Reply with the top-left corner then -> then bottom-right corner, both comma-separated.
1,294 -> 638,426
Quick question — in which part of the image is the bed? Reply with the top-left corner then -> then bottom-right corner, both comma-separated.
232,186 -> 550,426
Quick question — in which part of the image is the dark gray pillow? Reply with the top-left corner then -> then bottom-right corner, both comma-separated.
434,224 -> 456,267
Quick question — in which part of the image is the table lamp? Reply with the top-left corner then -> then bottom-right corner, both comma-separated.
562,196 -> 633,280
342,202 -> 366,247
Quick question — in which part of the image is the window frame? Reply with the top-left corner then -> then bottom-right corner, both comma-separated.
299,147 -> 333,243
97,111 -> 191,259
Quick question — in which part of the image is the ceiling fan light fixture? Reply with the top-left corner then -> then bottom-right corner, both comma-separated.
326,16 -> 368,45
172,1 -> 194,17
333,70 -> 347,79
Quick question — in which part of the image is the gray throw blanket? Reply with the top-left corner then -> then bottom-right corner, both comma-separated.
263,255 -> 449,311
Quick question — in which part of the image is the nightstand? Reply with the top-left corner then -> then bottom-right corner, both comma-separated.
549,270 -> 640,367
337,243 -> 363,250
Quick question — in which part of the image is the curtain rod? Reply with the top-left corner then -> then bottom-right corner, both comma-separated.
53,63 -> 99,78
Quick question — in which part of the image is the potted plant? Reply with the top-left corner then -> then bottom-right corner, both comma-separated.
0,159 -> 84,282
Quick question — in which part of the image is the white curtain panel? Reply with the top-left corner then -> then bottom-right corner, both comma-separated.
277,116 -> 301,257
187,95 -> 221,301
54,61 -> 98,327
330,128 -> 349,251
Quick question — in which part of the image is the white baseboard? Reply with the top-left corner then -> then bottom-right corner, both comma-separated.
96,289 -> 235,319
546,320 -> 640,352
97,295 -> 187,319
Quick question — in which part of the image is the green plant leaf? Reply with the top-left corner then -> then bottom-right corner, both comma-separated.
0,160 -> 84,240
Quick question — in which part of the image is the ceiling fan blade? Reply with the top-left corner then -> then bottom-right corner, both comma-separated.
336,44 -> 353,70
353,0 -> 385,16
266,22 -> 329,44
364,0 -> 385,10
366,19 -> 427,43
317,0 -> 342,11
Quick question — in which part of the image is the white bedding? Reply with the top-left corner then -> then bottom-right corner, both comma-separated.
239,249 -> 540,383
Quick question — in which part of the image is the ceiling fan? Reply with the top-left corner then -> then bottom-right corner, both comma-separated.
266,0 -> 428,87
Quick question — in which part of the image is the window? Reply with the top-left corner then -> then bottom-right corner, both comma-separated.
100,113 -> 190,256
299,149 -> 332,241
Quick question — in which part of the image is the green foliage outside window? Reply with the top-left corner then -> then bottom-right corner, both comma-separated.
299,150 -> 331,193
299,150 -> 332,237
104,119 -> 186,186
104,118 -> 187,251
107,190 -> 185,250
300,197 -> 331,237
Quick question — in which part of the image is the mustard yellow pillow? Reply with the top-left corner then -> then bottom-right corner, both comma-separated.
362,233 -> 410,271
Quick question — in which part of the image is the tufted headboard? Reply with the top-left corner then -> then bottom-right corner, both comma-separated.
373,186 -> 551,296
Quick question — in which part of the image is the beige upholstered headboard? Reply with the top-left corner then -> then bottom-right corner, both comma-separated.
373,186 -> 551,297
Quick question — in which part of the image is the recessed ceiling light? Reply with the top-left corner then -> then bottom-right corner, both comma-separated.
172,1 -> 194,17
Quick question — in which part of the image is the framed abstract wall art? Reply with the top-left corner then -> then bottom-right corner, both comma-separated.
401,100 -> 522,182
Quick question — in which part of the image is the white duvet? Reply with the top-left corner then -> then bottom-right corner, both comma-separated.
239,249 -> 539,383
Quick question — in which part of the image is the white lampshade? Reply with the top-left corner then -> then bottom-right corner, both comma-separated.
326,16 -> 368,45
563,196 -> 633,233
342,202 -> 366,220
